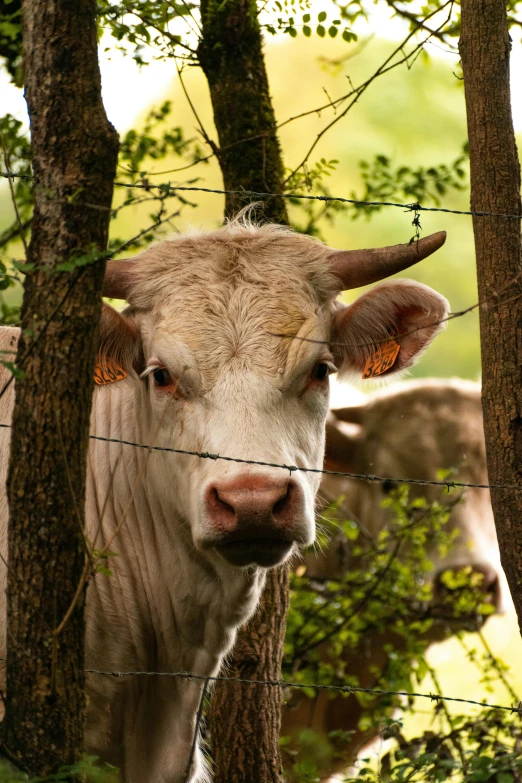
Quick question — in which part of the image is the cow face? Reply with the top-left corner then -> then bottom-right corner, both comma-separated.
98,219 -> 448,571
320,379 -> 505,616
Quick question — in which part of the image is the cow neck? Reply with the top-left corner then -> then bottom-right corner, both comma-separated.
86,377 -> 266,677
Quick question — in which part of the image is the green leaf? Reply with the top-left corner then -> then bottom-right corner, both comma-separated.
318,11 -> 327,21
302,13 -> 310,22
303,25 -> 311,36
342,29 -> 357,42
317,24 -> 325,37
328,25 -> 338,37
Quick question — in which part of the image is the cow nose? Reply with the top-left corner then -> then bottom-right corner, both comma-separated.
204,475 -> 301,568
207,477 -> 295,529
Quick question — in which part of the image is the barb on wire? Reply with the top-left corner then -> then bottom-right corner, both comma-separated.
2,172 -> 522,220
0,424 -> 518,492
83,665 -> 522,716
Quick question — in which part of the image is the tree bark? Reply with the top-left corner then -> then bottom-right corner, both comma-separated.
198,3 -> 290,779
212,567 -> 290,783
459,3 -> 522,626
198,0 -> 288,223
1,0 -> 118,774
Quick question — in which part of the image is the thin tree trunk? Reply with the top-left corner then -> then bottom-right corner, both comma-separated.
0,0 -> 118,773
198,0 -> 287,223
459,3 -> 522,626
212,567 -> 289,783
198,2 -> 289,780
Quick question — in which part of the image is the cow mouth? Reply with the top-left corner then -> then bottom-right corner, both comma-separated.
215,538 -> 294,568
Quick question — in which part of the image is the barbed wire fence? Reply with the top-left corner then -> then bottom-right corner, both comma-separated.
1,166 -> 522,779
2,170 -> 522,220
0,422 -> 518,492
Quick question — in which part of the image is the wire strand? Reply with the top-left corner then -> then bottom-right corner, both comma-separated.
83,666 -> 522,716
1,172 -> 521,220
0,424 -> 517,491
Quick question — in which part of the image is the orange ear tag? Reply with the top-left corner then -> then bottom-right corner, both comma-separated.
94,361 -> 127,386
362,339 -> 400,379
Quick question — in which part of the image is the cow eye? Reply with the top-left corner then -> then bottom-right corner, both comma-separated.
311,362 -> 332,382
152,368 -> 172,388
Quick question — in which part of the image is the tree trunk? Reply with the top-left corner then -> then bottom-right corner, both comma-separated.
212,567 -> 290,783
0,0 -> 118,774
459,3 -> 522,626
198,0 -> 287,223
198,2 -> 290,780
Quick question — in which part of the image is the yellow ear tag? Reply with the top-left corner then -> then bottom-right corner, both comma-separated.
94,361 -> 127,386
362,339 -> 400,379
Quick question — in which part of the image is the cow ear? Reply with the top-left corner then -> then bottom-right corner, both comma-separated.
97,303 -> 142,374
331,279 -> 449,379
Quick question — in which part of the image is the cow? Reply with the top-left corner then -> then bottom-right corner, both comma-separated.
0,214 -> 449,782
281,378 -> 505,782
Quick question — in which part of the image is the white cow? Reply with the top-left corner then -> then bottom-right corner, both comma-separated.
0,215 -> 449,782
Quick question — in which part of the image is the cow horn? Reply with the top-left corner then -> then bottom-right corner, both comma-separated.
103,258 -> 138,300
328,231 -> 447,290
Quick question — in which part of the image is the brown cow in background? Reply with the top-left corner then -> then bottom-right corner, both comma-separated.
282,378 -> 505,782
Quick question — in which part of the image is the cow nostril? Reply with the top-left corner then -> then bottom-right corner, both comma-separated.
273,486 -> 290,517
211,487 -> 235,518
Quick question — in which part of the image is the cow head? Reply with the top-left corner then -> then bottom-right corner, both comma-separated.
320,380 -> 505,619
98,217 -> 448,571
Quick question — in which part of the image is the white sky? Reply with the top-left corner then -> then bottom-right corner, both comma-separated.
1,4 -> 521,136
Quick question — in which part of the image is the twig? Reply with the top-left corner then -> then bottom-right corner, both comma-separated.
282,2 -> 454,184
1,135 -> 29,256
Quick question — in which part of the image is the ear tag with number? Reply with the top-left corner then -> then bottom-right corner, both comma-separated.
362,339 -> 400,379
94,361 -> 127,386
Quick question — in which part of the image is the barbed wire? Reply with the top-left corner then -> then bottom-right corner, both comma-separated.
82,665 -> 522,716
111,182 -> 522,220
1,171 -> 521,220
0,649 -> 517,717
0,423 -> 517,491
86,433 -> 521,491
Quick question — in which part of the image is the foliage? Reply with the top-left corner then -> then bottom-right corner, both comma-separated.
281,488 -> 512,781
0,101 -> 202,325
284,150 -> 468,238
351,149 -> 468,217
264,3 -> 358,43
0,756 -> 118,783
97,0 -> 198,65
0,114 -> 31,324
118,100 -> 201,178
345,710 -> 522,782
284,158 -> 352,238
0,0 -> 22,86
0,113 -> 32,231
